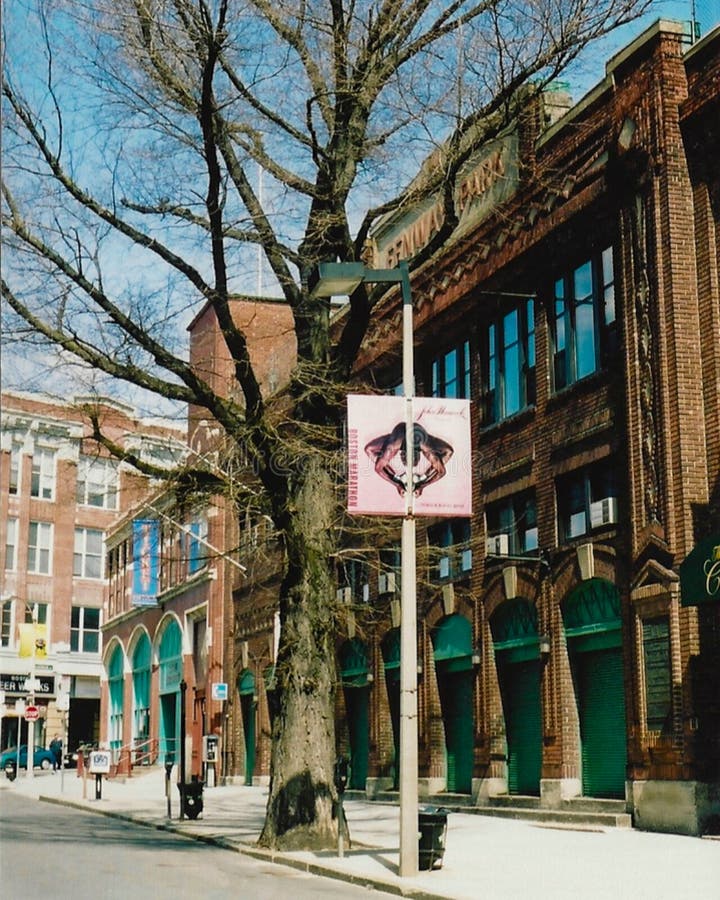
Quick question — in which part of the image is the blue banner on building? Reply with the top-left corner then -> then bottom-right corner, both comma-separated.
132,519 -> 159,606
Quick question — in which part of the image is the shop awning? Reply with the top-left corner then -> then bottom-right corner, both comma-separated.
680,534 -> 720,607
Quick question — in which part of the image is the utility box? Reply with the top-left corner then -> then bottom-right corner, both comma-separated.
202,734 -> 219,763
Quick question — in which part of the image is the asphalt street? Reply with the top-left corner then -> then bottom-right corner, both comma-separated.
0,790 -> 377,900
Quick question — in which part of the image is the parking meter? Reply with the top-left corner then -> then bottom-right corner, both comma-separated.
334,757 -> 349,795
333,757 -> 350,857
164,755 -> 174,819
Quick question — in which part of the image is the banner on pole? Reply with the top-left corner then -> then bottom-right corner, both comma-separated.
18,623 -> 47,659
347,394 -> 472,517
132,519 -> 160,606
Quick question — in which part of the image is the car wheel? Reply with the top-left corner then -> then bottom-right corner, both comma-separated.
40,758 -> 51,770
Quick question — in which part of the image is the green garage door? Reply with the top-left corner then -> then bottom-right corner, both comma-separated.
576,646 -> 627,798
432,615 -> 474,795
436,663 -> 474,793
339,638 -> 371,791
343,685 -> 370,790
563,578 -> 627,800
499,659 -> 542,795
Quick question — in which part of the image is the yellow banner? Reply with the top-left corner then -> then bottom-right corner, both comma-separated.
18,623 -> 47,659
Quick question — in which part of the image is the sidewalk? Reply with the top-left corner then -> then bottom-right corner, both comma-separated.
2,768 -> 718,899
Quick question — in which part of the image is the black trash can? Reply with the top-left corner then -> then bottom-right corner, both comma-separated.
418,806 -> 448,871
178,779 -> 204,820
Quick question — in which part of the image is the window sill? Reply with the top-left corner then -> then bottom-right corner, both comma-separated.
480,405 -> 536,436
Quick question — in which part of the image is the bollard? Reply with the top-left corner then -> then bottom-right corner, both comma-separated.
95,773 -> 102,800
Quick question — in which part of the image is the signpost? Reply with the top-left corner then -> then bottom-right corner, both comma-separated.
89,749 -> 111,800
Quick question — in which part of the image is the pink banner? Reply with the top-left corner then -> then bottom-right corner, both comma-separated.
347,394 -> 472,517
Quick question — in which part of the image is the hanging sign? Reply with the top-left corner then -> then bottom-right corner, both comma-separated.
347,394 -> 472,517
132,519 -> 160,606
680,535 -> 720,606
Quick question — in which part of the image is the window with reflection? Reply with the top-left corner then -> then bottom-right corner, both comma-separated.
485,491 -> 538,556
428,518 -> 472,581
556,459 -> 619,541
483,299 -> 535,424
431,341 -> 471,399
551,247 -> 615,390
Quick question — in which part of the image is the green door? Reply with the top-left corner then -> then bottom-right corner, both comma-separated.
240,694 -> 255,784
576,647 -> 627,798
499,659 -> 542,795
437,663 -> 474,793
238,669 -> 256,785
344,685 -> 370,790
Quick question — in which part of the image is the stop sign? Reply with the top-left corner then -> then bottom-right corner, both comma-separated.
24,705 -> 39,721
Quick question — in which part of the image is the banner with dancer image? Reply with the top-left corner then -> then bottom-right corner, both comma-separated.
347,394 -> 472,517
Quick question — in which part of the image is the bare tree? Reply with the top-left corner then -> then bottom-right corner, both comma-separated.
2,0 -> 653,849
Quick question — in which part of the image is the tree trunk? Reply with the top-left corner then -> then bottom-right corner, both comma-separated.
258,456 -> 341,850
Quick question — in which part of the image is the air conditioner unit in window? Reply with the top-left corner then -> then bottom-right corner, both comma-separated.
378,572 -> 396,595
485,534 -> 509,556
460,548 -> 473,572
336,586 -> 352,604
590,497 -> 618,527
438,556 -> 451,579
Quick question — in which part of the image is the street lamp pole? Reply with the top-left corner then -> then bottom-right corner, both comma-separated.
309,259 -> 419,877
398,260 -> 419,877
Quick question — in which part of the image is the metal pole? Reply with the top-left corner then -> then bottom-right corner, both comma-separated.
179,679 -> 187,821
27,619 -> 36,779
398,260 -> 419,878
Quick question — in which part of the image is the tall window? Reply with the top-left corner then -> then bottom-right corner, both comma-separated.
431,341 -> 471,398
27,521 -> 53,574
556,459 -> 619,541
8,440 -> 22,494
379,546 -> 401,594
483,299 -> 535,424
486,491 -> 538,556
643,617 -> 672,733
24,602 -> 48,626
338,557 -> 370,603
0,600 -> 12,647
71,606 -> 101,653
428,518 -> 472,581
31,446 -> 56,500
551,247 -> 616,390
5,517 -> 18,570
188,516 -> 209,574
74,528 -> 105,579
76,456 -> 118,509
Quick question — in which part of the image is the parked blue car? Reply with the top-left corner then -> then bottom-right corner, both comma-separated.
0,745 -> 54,770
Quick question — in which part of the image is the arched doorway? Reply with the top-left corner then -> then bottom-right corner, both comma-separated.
432,614 -> 474,794
339,638 -> 371,791
238,669 -> 256,785
381,628 -> 401,790
563,578 -> 627,798
490,598 -> 543,796
107,644 -> 124,760
132,633 -> 151,761
157,619 -> 182,765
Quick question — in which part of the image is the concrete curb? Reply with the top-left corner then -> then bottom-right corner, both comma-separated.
37,794 -> 450,900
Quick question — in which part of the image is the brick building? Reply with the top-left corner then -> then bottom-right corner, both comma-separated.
0,391 -> 184,758
231,20 -> 719,835
100,298 -> 295,781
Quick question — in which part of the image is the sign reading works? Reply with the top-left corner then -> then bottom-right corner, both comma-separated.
347,395 -> 471,518
680,535 -> 720,607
